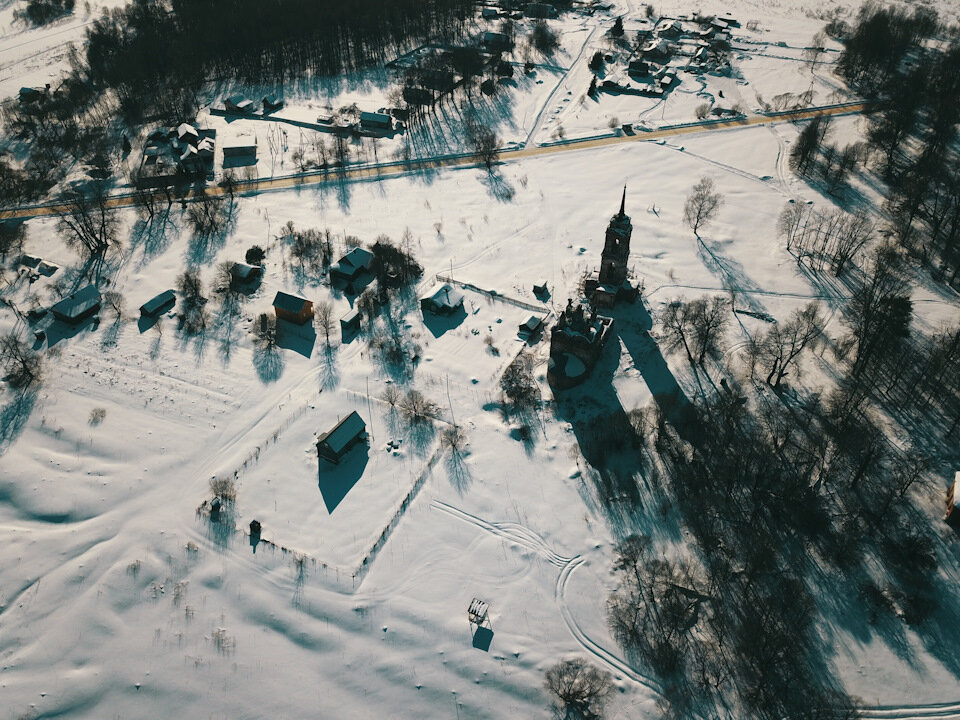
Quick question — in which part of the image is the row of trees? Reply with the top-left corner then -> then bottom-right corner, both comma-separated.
835,5 -> 960,284
778,201 -> 874,275
77,0 -> 473,122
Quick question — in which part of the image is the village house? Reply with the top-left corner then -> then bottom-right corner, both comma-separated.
420,283 -> 465,315
317,411 -> 367,464
272,291 -> 313,325
360,111 -> 393,131
51,285 -> 101,324
224,95 -> 255,114
329,247 -> 375,289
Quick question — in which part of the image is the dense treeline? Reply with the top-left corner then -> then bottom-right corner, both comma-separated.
836,4 -> 960,285
81,0 -> 472,121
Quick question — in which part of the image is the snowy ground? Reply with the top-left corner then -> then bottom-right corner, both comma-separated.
3,2 -> 960,719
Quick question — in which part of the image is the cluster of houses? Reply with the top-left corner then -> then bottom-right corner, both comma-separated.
137,123 -> 217,187
601,13 -> 739,98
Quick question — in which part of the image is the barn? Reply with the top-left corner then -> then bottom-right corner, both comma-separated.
317,411 -> 367,464
272,291 -> 313,325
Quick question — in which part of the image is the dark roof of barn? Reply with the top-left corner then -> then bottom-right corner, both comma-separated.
51,284 -> 101,319
140,289 -> 176,315
317,411 -> 366,455
272,291 -> 310,314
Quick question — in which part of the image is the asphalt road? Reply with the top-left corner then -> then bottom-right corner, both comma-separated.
0,101 -> 866,222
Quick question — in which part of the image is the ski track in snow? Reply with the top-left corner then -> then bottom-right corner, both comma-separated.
431,499 -> 666,696
432,501 -> 960,719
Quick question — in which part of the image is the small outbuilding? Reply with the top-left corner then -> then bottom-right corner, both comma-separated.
224,95 -> 254,114
420,283 -> 465,315
519,315 -> 545,335
140,289 -> 176,318
340,308 -> 361,339
262,95 -> 284,111
273,291 -> 313,325
317,411 -> 367,464
223,134 -> 258,158
230,262 -> 262,285
51,285 -> 101,324
177,123 -> 199,146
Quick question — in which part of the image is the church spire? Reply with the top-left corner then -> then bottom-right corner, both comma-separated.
619,185 -> 626,217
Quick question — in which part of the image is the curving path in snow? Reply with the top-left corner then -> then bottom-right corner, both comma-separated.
432,499 -> 666,695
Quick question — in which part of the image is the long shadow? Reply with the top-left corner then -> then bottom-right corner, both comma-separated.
0,389 -> 37,456
276,318 -> 316,358
252,343 -> 285,383
615,303 -> 699,443
43,315 -> 99,348
552,331 -> 645,535
318,444 -> 369,513
129,210 -> 176,268
422,305 -> 467,338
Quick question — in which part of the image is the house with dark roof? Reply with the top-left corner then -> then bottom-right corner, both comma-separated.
262,95 -> 284,111
272,291 -> 313,325
140,289 -> 176,318
224,95 -> 254,114
330,247 -> 375,289
51,285 -> 101,324
519,315 -> 545,336
317,411 -> 367,464
230,262 -> 262,287
420,283 -> 465,315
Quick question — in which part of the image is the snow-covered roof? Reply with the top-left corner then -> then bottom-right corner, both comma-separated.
331,247 -> 375,277
421,283 -> 464,310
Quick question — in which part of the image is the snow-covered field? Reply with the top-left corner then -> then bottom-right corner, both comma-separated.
3,1 -> 960,719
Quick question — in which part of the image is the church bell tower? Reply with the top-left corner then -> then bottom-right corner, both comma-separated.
598,186 -> 631,288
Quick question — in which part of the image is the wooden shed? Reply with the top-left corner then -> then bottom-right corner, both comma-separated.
317,411 -> 367,464
140,289 -> 176,318
272,291 -> 313,325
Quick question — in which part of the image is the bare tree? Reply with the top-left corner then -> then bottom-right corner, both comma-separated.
102,290 -> 125,320
501,351 -> 540,412
689,295 -> 729,365
398,389 -> 440,422
0,220 -> 26,259
0,333 -> 42,389
683,177 -> 723,237
253,312 -> 277,350
467,120 -> 500,172
844,244 -> 911,377
660,295 -> 728,367
176,268 -> 207,333
186,190 -> 230,237
314,299 -> 335,349
544,658 -> 613,720
804,30 -> 828,73
57,182 -> 119,260
752,302 -> 824,388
